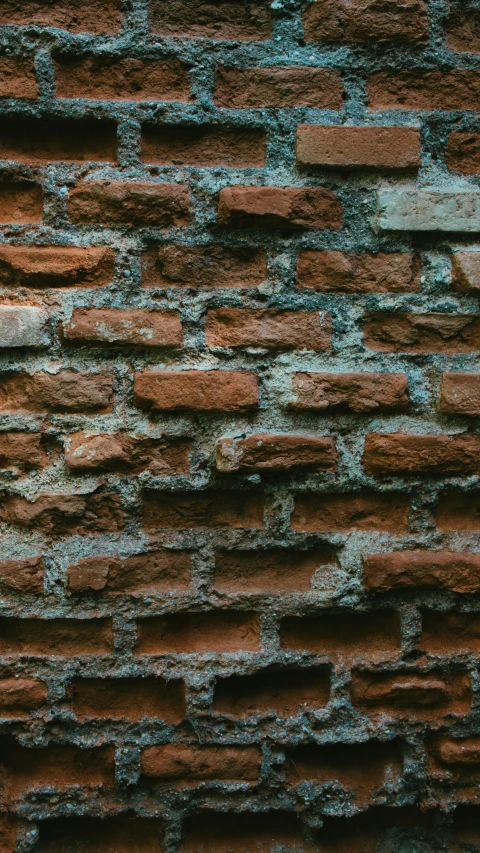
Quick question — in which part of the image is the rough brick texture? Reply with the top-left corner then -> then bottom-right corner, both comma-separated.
1,2 -> 479,851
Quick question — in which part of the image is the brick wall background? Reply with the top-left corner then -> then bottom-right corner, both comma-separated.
0,0 -> 480,850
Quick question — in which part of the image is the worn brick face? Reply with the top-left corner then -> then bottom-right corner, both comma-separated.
1,2 -> 480,850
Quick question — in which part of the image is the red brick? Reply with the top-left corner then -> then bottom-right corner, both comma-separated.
291,491 -> 410,532
141,125 -> 266,167
297,250 -> 419,293
420,610 -> 480,655
65,432 -> 190,474
351,670 -> 471,719
280,610 -> 401,662
303,0 -> 428,43
1,491 -> 126,536
136,611 -> 260,654
214,546 -> 338,593
440,373 -> 480,415
218,186 -> 342,230
296,125 -> 420,168
0,181 -> 43,224
364,432 -> 480,475
38,817 -> 164,853
206,308 -> 331,350
216,433 -> 337,472
290,372 -> 408,413
0,371 -> 113,413
3,744 -> 115,798
67,181 -> 190,226
435,492 -> 480,532
148,0 -> 272,40
447,133 -> 480,174
0,432 -> 44,469
451,253 -> 480,293
181,813 -> 303,853
0,57 -> 37,98
0,246 -> 114,288
0,119 -> 117,164
142,744 -> 261,783
142,489 -> 264,530
214,66 -> 343,109
69,677 -> 186,722
364,551 -> 480,594
213,666 -> 330,717
0,617 -> 113,657
0,677 -> 47,717
447,8 -> 480,52
63,309 -> 183,347
0,0 -> 123,32
67,550 -> 191,594
142,245 -> 266,289
55,57 -> 191,101
0,556 -> 44,594
364,313 -> 480,353
430,735 -> 480,767
134,370 -> 258,412
368,70 -> 480,110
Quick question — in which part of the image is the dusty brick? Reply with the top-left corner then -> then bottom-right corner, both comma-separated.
0,56 -> 37,98
142,489 -> 264,531
290,372 -> 408,413
451,253 -> 480,293
303,0 -> 428,43
69,677 -> 186,722
0,305 -> 45,347
297,250 -> 419,293
448,8 -> 480,52
0,556 -> 44,593
364,313 -> 480,353
364,551 -> 480,594
218,186 -> 342,230
1,491 -> 126,536
134,370 -> 258,412
67,181 -> 190,226
280,610 -> 401,662
296,125 -> 421,168
67,550 -> 191,594
0,617 -> 113,657
0,432 -> 45,470
0,371 -> 113,413
0,245 -> 115,288
55,56 -> 191,101
63,308 -> 183,347
214,546 -> 338,593
142,744 -> 261,782
136,611 -> 260,654
291,491 -> 410,533
206,308 -> 331,350
440,373 -> 480,415
213,666 -> 330,717
364,433 -> 480,476
351,670 -> 471,719
65,432 -> 190,475
0,677 -> 47,717
216,433 -> 337,472
142,125 -> 266,167
368,70 -> 480,111
0,0 -> 123,32
0,119 -> 117,164
214,66 -> 343,109
148,0 -> 272,40
143,245 -> 266,289
0,181 -> 43,224
377,186 -> 480,232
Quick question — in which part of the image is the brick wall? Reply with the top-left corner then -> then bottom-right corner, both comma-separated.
0,0 -> 479,850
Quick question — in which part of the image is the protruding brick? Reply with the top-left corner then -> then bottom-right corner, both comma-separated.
0,119 -> 117,164
430,735 -> 480,766
290,372 -> 408,413
369,70 -> 480,110
0,556 -> 44,593
364,433 -> 480,475
0,617 -> 113,657
0,678 -> 47,717
206,308 -> 331,350
68,550 -> 191,594
0,305 -> 46,347
451,253 -> 480,293
136,611 -> 260,654
0,182 -> 43,224
1,491 -> 125,536
65,432 -> 190,474
214,67 -> 343,108
292,491 -> 410,532
142,489 -> 264,530
134,370 -> 258,412
55,57 -> 191,101
297,250 -> 419,293
296,125 -> 421,168
364,313 -> 480,353
148,0 -> 272,40
142,744 -> 261,783
0,57 -> 37,98
0,0 -> 123,32
142,125 -> 266,167
364,551 -> 480,594
280,610 -> 401,662
304,0 -> 428,43
68,181 -> 190,226
218,186 -> 342,230
63,309 -> 183,347
0,371 -> 113,413
213,666 -> 331,717
0,246 -> 115,288
440,373 -> 480,415
70,677 -> 186,722
377,187 -> 480,232
143,245 -> 266,289
216,433 -> 337,472
351,671 -> 471,719
0,432 -> 44,470
214,546 -> 338,594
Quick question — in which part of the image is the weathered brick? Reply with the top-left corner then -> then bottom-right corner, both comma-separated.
213,667 -> 330,717
0,432 -> 44,470
297,250 -> 419,293
0,119 -> 117,163
447,132 -> 480,174
141,125 -> 266,167
214,546 -> 338,593
1,491 -> 126,536
435,492 -> 480,532
0,305 -> 46,347
351,670 -> 471,719
68,550 -> 191,594
0,181 -> 43,224
296,125 -> 421,168
134,370 -> 258,411
451,253 -> 480,293
364,313 -> 480,353
143,245 -> 266,289
303,0 -> 428,43
0,617 -> 113,657
364,433 -> 480,475
69,677 -> 186,722
440,373 -> 480,415
369,70 -> 480,110
0,556 -> 44,593
420,610 -> 480,655
218,186 -> 342,230
3,744 -> 115,797
0,56 -> 37,98
377,187 -> 480,232
364,551 -> 480,594
0,0 -> 123,32
55,56 -> 191,101
0,678 -> 47,717
142,489 -> 264,530
136,611 -> 260,654
65,432 -> 190,474
148,0 -> 272,40
280,610 -> 401,662
0,371 -> 113,413
448,7 -> 480,52
214,67 -> 343,108
290,372 -> 408,412
38,818 -> 164,853
205,308 -> 331,350
292,491 -> 410,532
216,433 -> 337,472
68,181 -> 190,226
0,245 -> 114,288
63,308 -> 183,347
181,813 -> 303,853
142,744 -> 261,783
